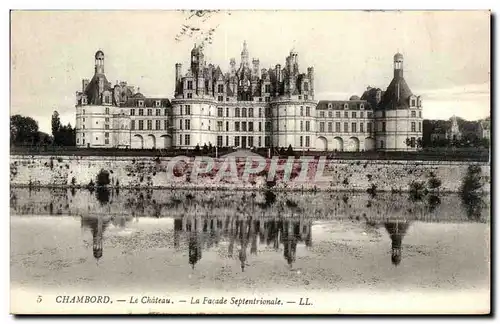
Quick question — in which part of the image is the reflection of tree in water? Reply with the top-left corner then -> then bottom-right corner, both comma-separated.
461,192 -> 486,221
384,220 -> 411,266
96,187 -> 110,205
426,194 -> 441,213
174,215 -> 312,271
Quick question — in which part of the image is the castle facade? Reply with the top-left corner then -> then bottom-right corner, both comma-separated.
75,43 -> 423,151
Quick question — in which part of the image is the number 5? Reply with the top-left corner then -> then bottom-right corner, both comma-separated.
37,295 -> 42,303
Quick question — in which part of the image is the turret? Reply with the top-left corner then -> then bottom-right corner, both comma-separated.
94,50 -> 105,74
175,63 -> 182,95
82,79 -> 90,92
252,58 -> 260,79
241,41 -> 249,66
394,52 -> 404,79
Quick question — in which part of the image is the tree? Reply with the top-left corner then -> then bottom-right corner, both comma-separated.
51,111 -> 61,138
286,144 -> 294,156
10,115 -> 39,145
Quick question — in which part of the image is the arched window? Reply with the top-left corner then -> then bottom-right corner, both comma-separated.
242,108 -> 247,118
235,108 -> 240,117
304,83 -> 309,91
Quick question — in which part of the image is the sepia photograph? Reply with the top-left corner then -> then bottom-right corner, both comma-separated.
9,9 -> 491,315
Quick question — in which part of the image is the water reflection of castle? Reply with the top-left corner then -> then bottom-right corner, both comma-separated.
174,216 -> 313,271
384,220 -> 411,266
80,214 -> 133,261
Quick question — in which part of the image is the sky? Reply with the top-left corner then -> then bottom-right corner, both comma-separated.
10,10 -> 491,134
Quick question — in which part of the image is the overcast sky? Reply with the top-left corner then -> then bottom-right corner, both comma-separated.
11,10 -> 490,134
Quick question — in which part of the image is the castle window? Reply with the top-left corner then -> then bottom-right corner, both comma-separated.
336,111 -> 340,118
242,122 -> 247,132
234,136 -> 240,147
259,122 -> 262,132
185,119 -> 191,130
179,119 -> 183,130
305,121 -> 310,131
306,107 -> 310,117
139,109 -> 144,116
265,84 -> 271,93
319,122 -> 325,132
218,96 -> 223,102
82,98 -> 87,105
155,120 -> 161,130
217,121 -> 223,132
185,105 -> 191,115
105,124 -> 109,130
344,122 -> 348,133
299,136 -> 303,147
328,122 -> 332,132
185,134 -> 190,146
411,110 -> 416,118
367,122 -> 372,133
360,122 -> 364,132
147,120 -> 152,130
344,103 -> 348,109
360,104 -> 364,110
249,108 -> 254,117
218,84 -> 224,93
419,122 -> 422,132
156,100 -> 161,107
352,112 -> 357,118
235,122 -> 240,132
156,109 -> 161,116
138,120 -> 144,130
217,107 -> 223,117
235,108 -> 240,118
328,111 -> 332,118
367,112 -> 373,118
138,100 -> 144,107
164,108 -> 168,116
382,122 -> 386,132
249,122 -> 254,132
105,132 -> 109,138
82,133 -> 85,137
179,136 -> 182,146
82,125 -> 85,130
419,111 -> 422,118
360,111 -> 364,118
380,140 -> 384,148
226,121 -> 229,131
411,122 -> 416,132
352,122 -> 357,133
320,111 -> 325,118
265,122 -> 271,132
82,109 -> 85,114
147,109 -> 152,116
259,108 -> 262,118
105,96 -> 111,104
304,95 -> 308,100
258,136 -> 262,147
298,96 -> 302,100
411,99 -> 416,107
259,98 -> 263,102
217,136 -> 223,147
300,106 -> 304,116
105,107 -> 110,114
300,121 -> 303,132
226,97 -> 230,101
305,136 -> 310,147
226,136 -> 230,146
187,81 -> 193,90
164,120 -> 169,129
187,93 -> 193,99
344,111 -> 349,118
304,83 -> 309,91
328,103 -> 332,109
335,122 -> 340,132
131,109 -> 135,116
131,120 -> 135,130
265,136 -> 270,147
265,97 -> 270,102
242,108 -> 247,118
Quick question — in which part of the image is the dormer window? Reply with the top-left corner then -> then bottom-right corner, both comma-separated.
344,103 -> 349,110
187,93 -> 193,99
156,100 -> 161,107
328,103 -> 332,109
138,100 -> 144,107
360,104 -> 365,110
82,97 -> 87,105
